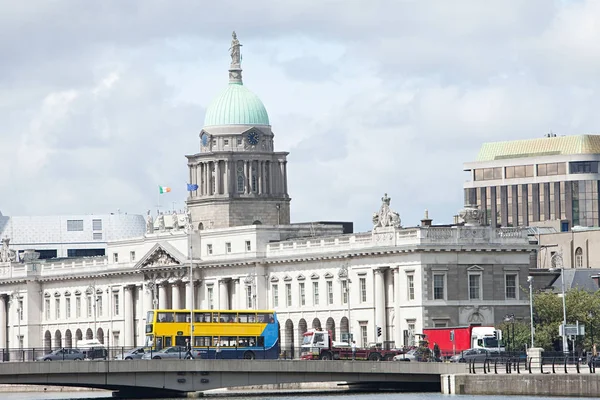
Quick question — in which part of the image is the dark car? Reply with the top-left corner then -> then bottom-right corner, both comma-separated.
450,348 -> 500,363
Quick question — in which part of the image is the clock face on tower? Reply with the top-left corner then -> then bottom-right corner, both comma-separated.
201,133 -> 210,147
247,131 -> 260,146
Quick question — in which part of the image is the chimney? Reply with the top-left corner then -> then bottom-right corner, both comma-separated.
421,209 -> 433,227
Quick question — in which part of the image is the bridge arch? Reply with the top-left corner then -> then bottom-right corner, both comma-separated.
54,330 -> 62,348
311,318 -> 321,330
75,329 -> 83,344
97,328 -> 104,344
298,318 -> 307,345
340,317 -> 349,341
65,330 -> 72,348
325,317 -> 335,340
284,319 -> 294,358
85,328 -> 93,340
44,331 -> 51,353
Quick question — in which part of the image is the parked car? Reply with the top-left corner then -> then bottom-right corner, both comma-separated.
36,348 -> 83,361
449,348 -> 500,363
114,347 -> 146,360
141,346 -> 190,360
393,349 -> 417,362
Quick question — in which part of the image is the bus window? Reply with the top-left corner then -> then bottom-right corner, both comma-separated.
257,336 -> 265,347
212,336 -> 220,346
145,335 -> 154,348
194,336 -> 211,347
258,313 -> 273,323
157,312 -> 174,322
237,313 -> 249,323
164,337 -> 173,347
145,324 -> 153,333
175,312 -> 190,322
156,337 -> 163,350
221,313 -> 236,323
221,336 -> 237,347
147,311 -> 155,323
195,312 -> 211,322
175,336 -> 189,346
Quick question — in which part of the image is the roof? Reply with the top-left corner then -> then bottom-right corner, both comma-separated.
476,135 -> 600,161
550,268 -> 600,293
203,83 -> 270,127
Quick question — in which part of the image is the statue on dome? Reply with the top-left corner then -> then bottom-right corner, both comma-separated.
372,193 -> 401,230
229,31 -> 242,66
146,210 -> 154,234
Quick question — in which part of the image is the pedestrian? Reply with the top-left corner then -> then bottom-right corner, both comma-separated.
185,338 -> 194,360
351,340 -> 356,360
433,342 -> 441,361
216,342 -> 221,359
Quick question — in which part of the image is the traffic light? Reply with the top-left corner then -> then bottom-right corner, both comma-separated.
377,326 -> 382,337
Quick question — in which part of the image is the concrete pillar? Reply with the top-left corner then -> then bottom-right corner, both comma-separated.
195,282 -> 203,310
124,286 -> 134,348
393,268 -> 401,348
0,296 -> 6,350
374,269 -> 386,343
268,161 -> 273,195
233,279 -> 242,309
244,161 -> 250,194
172,283 -> 181,310
258,161 -> 263,195
185,281 -> 193,310
224,160 -> 229,195
249,161 -> 254,193
283,161 -> 288,196
158,283 -> 168,309
219,279 -> 230,310
215,160 -> 221,195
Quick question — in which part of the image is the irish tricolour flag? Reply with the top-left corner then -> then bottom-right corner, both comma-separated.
159,186 -> 171,194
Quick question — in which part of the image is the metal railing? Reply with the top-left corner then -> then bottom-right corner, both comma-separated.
467,355 -> 599,374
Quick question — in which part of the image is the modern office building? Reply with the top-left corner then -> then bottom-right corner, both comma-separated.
464,134 -> 600,229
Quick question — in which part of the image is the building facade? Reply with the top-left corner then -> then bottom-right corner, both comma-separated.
464,134 -> 600,229
0,33 -> 537,358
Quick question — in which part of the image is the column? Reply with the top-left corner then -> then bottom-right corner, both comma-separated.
224,160 -> 229,195
244,161 -> 250,194
203,163 -> 207,196
234,279 -> 242,309
172,283 -> 181,310
268,161 -> 273,195
185,281 -> 194,310
283,161 -> 288,196
249,161 -> 254,193
143,284 -> 153,313
490,186 -> 497,228
195,164 -> 201,196
0,296 -> 6,350
195,282 -> 203,310
124,286 -> 134,348
258,161 -> 263,195
215,160 -> 221,195
219,279 -> 230,310
208,162 -> 213,196
158,283 -> 168,309
393,268 -> 402,349
374,269 -> 386,343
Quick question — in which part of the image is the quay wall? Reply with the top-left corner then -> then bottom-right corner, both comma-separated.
443,374 -> 600,397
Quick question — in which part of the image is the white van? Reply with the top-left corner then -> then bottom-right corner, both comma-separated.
76,339 -> 108,360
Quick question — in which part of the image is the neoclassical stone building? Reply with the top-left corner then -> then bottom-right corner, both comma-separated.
0,34 -> 536,358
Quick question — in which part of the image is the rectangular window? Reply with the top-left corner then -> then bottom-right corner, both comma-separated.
407,274 -> 415,300
313,282 -> 319,305
237,138 -> 242,146
45,299 -> 50,320
327,281 -> 333,305
67,219 -> 84,231
87,296 -> 93,317
286,283 -> 292,307
18,300 -> 23,320
113,253 -> 118,263
272,284 -> 279,307
341,280 -> 348,304
224,139 -> 229,146
408,321 -> 416,346
92,219 -> 102,231
55,298 -> 60,319
207,287 -> 214,309
360,325 -> 368,348
97,295 -> 103,317
76,297 -> 81,318
434,321 -> 448,328
93,232 -> 102,240
113,293 -> 120,316
469,274 -> 481,300
299,282 -> 305,306
65,298 -> 71,319
207,244 -> 213,255
245,241 -> 251,251
360,277 -> 367,302
130,251 -> 135,262
225,242 -> 232,253
433,274 -> 445,300
246,285 -> 253,308
505,274 -> 517,299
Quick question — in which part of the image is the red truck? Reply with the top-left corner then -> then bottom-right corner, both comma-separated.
300,328 -> 401,361
423,326 -> 503,358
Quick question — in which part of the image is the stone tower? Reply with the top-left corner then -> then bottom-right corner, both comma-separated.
185,32 -> 291,229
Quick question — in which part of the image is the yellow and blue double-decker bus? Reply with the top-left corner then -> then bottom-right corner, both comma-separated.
145,309 -> 280,359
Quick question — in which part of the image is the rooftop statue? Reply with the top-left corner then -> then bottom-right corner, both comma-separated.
372,193 -> 401,229
172,210 -> 180,231
0,237 -> 16,263
146,210 -> 154,234
158,212 -> 165,231
229,31 -> 242,66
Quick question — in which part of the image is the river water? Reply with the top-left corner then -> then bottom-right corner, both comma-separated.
0,392 -> 582,400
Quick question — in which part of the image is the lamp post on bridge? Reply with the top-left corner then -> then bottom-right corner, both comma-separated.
550,252 -> 568,354
338,264 -> 351,343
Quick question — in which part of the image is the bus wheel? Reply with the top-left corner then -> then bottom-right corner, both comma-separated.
243,351 -> 255,360
368,353 -> 382,361
320,352 -> 332,360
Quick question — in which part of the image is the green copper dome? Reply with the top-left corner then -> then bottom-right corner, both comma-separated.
204,83 -> 270,127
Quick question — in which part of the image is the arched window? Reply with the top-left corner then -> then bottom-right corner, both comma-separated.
198,222 -> 204,231
575,247 -> 583,268
237,175 -> 244,193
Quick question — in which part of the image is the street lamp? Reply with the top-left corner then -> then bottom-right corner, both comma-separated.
338,265 -> 351,343
528,276 -> 535,348
10,291 -> 21,349
87,284 -> 98,340
550,252 -> 568,354
504,314 -> 515,353
589,311 -> 595,348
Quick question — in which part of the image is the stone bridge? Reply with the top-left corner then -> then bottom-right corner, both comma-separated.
0,360 -> 468,398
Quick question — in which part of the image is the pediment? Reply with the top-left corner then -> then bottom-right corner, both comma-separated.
54,291 -> 61,297
270,276 -> 279,282
310,273 -> 320,280
134,242 -> 186,270
64,291 -> 71,296
324,272 -> 334,279
74,290 -> 81,296
297,274 -> 306,281
44,292 -> 51,298
283,275 -> 292,282
467,265 -> 484,271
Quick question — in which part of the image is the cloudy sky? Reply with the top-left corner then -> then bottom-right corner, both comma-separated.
1,0 -> 600,232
